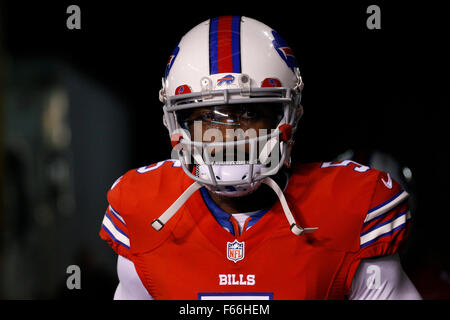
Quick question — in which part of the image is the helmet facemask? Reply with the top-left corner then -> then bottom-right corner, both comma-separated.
162,81 -> 303,197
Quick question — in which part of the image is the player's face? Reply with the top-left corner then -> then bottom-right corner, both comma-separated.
178,103 -> 283,142
178,104 -> 283,161
177,104 -> 284,162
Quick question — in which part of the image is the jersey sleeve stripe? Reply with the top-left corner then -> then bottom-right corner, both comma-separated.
362,200 -> 408,228
361,210 -> 408,236
102,213 -> 130,249
364,190 -> 408,223
360,210 -> 411,248
108,205 -> 126,225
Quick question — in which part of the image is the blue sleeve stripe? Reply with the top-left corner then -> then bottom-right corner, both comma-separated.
361,210 -> 407,236
368,190 -> 404,213
360,222 -> 409,248
360,211 -> 411,248
365,190 -> 408,223
109,205 -> 126,225
102,212 -> 130,249
101,224 -> 130,249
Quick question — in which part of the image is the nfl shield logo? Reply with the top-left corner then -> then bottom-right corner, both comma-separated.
227,240 -> 245,263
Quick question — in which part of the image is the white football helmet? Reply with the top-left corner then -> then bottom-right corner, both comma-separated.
161,16 -> 303,195
153,16 -> 317,236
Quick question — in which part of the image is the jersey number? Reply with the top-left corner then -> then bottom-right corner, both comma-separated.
320,160 -> 370,173
136,159 -> 181,174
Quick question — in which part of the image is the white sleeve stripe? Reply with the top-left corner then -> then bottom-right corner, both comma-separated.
364,190 -> 409,223
360,210 -> 411,247
109,205 -> 126,225
102,215 -> 130,248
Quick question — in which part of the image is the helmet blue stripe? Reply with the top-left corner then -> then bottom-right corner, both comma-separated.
209,17 -> 219,74
231,16 -> 241,73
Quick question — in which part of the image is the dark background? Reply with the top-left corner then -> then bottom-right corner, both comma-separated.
0,0 -> 449,299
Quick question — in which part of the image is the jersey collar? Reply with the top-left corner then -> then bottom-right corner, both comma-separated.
199,187 -> 269,235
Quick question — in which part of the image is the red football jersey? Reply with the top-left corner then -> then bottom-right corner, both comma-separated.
99,159 -> 411,299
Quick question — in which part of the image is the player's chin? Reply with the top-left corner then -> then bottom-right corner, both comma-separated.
206,150 -> 252,164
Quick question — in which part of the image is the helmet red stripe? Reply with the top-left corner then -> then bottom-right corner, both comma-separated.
217,16 -> 234,74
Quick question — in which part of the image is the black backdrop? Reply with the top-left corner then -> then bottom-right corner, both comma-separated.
1,0 -> 449,299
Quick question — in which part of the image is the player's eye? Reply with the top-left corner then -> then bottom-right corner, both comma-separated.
201,112 -> 215,121
241,110 -> 257,120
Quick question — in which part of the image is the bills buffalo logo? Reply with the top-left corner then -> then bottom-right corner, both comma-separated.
164,44 -> 180,79
227,240 -> 245,263
272,31 -> 298,73
217,74 -> 235,86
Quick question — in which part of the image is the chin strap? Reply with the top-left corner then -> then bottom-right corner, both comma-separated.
151,177 -> 318,236
151,181 -> 202,231
261,177 -> 318,236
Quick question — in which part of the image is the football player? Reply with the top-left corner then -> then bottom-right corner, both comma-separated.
99,16 -> 421,300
